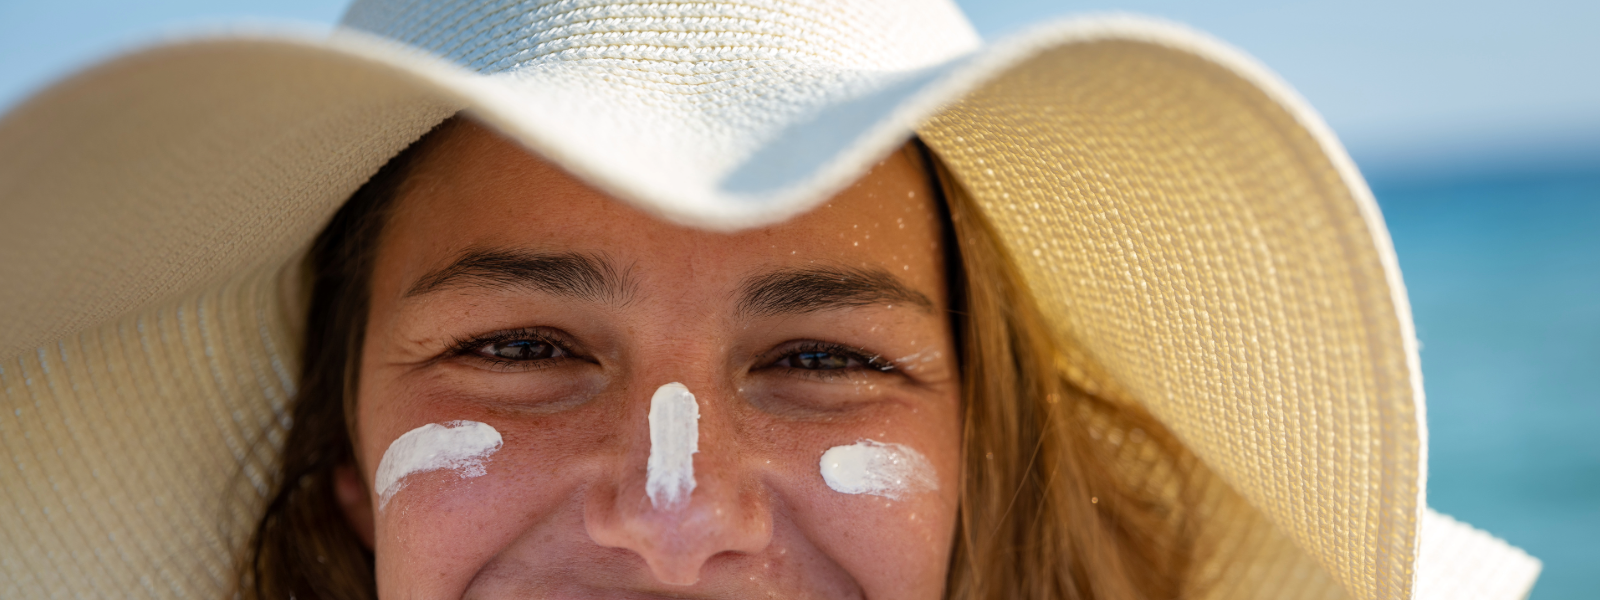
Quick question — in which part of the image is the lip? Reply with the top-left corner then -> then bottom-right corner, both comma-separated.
460,540 -> 866,600
463,574 -> 827,600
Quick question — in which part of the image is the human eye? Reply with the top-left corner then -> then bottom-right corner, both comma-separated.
769,342 -> 895,377
449,328 -> 576,370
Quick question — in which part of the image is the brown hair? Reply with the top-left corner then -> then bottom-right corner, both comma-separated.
237,121 -> 450,600
238,121 -> 1198,599
927,150 -> 1200,600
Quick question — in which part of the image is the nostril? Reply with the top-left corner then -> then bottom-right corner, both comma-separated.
583,381 -> 775,586
585,478 -> 776,585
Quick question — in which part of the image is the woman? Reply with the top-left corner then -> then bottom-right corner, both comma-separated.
247,116 -> 1195,598
0,1 -> 1537,599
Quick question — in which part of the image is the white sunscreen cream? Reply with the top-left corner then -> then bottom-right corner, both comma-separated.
374,420 -> 502,510
820,440 -> 936,500
646,382 -> 700,510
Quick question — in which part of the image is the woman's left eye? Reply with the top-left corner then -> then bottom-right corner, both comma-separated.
780,350 -> 857,370
475,339 -> 567,362
772,346 -> 891,373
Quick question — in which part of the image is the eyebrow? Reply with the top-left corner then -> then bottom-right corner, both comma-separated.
737,265 -> 935,317
404,249 -> 630,303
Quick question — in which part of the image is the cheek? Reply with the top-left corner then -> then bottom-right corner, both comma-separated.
764,408 -> 962,594
783,452 -> 958,594
369,413 -> 613,594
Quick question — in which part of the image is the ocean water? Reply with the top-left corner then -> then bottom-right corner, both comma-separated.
1370,168 -> 1600,599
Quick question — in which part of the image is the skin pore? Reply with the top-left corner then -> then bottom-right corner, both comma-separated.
336,119 -> 963,599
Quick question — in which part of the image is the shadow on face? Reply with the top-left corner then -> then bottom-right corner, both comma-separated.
349,118 -> 964,599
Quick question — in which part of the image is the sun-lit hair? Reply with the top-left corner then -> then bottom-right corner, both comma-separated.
237,117 -> 1201,599
927,148 -> 1202,600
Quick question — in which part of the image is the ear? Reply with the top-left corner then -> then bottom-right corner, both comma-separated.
334,463 -> 377,549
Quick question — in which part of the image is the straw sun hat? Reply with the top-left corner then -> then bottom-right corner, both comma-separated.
0,0 -> 1541,598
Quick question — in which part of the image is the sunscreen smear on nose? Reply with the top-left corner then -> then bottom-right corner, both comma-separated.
647,382 -> 700,509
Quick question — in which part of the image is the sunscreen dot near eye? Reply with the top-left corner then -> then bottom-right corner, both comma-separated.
374,420 -> 502,511
820,440 -> 936,500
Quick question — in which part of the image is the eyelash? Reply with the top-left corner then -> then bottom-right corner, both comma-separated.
768,342 -> 896,380
447,328 -> 577,369
445,331 -> 894,380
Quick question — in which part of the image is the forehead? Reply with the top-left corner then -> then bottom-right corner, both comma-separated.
374,120 -> 947,296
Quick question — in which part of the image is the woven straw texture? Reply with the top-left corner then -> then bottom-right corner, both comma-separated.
1,266 -> 296,597
920,38 -> 1421,599
0,0 -> 1539,598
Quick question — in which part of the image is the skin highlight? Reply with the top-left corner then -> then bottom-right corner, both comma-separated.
338,119 -> 963,599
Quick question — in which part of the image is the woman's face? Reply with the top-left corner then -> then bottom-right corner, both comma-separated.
350,120 -> 961,599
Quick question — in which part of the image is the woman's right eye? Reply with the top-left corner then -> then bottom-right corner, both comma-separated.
474,339 -> 567,362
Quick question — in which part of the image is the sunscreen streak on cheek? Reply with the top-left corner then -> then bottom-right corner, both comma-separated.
820,440 -> 936,500
646,382 -> 699,510
374,420 -> 503,511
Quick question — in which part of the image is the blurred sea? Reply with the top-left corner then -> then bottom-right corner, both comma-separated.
1370,166 -> 1600,600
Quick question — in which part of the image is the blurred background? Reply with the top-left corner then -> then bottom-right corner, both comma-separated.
2,0 -> 1595,597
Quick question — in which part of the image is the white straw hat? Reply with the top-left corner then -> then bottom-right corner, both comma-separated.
0,1 -> 1540,598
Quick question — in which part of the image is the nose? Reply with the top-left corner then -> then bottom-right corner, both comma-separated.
584,380 -> 773,585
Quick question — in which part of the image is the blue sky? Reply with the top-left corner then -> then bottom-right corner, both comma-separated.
3,0 -> 1597,174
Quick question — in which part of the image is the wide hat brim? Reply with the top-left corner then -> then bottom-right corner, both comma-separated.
0,8 -> 1538,600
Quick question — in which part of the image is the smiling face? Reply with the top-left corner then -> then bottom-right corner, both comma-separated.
348,119 -> 962,599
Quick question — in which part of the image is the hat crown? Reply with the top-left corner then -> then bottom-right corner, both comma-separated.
340,0 -> 982,74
